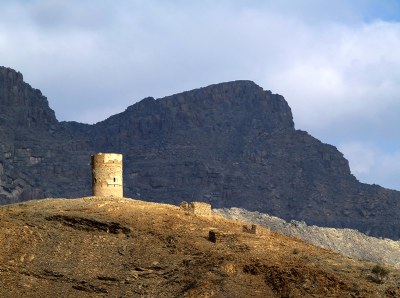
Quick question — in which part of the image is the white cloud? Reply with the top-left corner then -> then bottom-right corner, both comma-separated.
266,21 -> 400,131
339,142 -> 400,190
339,142 -> 377,175
1,0 -> 400,188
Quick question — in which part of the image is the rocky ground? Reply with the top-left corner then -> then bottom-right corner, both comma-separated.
214,207 -> 400,270
0,197 -> 400,297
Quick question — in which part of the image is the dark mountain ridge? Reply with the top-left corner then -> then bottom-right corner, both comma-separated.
1,66 -> 399,239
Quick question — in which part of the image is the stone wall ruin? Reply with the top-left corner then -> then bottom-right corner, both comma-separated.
91,153 -> 123,197
180,201 -> 212,216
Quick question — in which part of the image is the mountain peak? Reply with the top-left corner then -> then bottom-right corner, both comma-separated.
0,66 -> 57,129
1,67 -> 400,240
119,80 -> 294,137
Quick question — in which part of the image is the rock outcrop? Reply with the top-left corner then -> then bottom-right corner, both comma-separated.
1,66 -> 400,239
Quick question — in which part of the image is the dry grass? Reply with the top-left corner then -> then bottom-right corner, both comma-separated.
0,197 -> 399,297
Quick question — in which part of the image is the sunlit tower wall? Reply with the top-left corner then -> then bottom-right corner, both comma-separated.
91,153 -> 123,197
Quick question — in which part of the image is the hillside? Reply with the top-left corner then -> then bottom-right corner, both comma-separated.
1,66 -> 400,239
1,197 -> 400,297
215,208 -> 400,269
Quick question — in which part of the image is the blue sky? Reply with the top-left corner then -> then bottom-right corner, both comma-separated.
1,0 -> 400,190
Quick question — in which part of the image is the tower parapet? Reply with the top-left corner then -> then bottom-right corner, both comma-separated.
91,153 -> 123,197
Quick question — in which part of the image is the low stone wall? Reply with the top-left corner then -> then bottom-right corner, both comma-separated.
242,224 -> 257,234
208,230 -> 237,244
180,201 -> 212,216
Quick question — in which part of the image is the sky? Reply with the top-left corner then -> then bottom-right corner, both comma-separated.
1,0 -> 400,190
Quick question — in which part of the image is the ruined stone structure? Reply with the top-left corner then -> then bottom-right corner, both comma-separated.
180,201 -> 212,216
242,224 -> 257,234
208,230 -> 238,244
91,153 -> 123,197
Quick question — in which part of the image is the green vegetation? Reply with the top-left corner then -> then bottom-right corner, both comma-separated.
370,265 -> 390,284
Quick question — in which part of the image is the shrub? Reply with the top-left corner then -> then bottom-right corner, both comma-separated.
370,265 -> 390,284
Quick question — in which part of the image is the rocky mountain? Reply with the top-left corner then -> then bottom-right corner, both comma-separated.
1,66 -> 400,239
1,197 -> 400,297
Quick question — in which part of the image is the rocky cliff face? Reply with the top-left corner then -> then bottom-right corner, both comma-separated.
0,67 -> 93,203
1,66 -> 400,239
0,67 -> 57,129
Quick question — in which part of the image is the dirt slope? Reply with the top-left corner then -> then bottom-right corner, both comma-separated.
0,197 -> 399,297
215,207 -> 400,269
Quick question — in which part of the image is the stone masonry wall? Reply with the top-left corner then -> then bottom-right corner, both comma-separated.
180,201 -> 211,216
91,153 -> 123,197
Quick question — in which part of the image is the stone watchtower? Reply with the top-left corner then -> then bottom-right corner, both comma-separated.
91,153 -> 123,197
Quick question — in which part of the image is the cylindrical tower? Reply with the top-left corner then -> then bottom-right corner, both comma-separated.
91,153 -> 123,197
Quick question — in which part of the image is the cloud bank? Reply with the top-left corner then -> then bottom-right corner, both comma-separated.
1,0 -> 400,189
